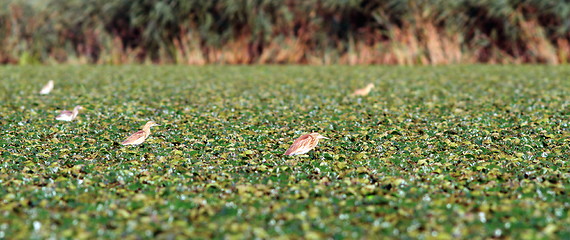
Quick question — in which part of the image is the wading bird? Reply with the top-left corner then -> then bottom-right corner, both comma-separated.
39,80 -> 54,95
284,133 -> 328,156
352,83 -> 374,96
121,121 -> 160,146
55,105 -> 83,121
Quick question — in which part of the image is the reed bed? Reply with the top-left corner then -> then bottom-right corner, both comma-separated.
1,0 -> 569,65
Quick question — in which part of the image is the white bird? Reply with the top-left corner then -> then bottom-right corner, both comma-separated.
55,106 -> 83,121
39,80 -> 54,95
352,83 -> 375,96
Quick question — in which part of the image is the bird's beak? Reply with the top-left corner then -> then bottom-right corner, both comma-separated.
320,136 -> 329,139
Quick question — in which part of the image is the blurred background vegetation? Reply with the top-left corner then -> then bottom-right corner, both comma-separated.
1,0 -> 569,65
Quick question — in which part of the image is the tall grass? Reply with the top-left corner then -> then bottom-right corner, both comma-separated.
1,0 -> 569,65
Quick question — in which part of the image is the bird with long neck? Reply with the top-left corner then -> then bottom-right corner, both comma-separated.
121,121 -> 160,146
352,83 -> 375,96
55,105 -> 83,121
39,80 -> 54,95
284,133 -> 329,156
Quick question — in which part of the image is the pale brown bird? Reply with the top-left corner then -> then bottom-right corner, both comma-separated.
284,133 -> 329,156
121,121 -> 160,146
55,105 -> 83,121
352,83 -> 375,96
39,80 -> 54,95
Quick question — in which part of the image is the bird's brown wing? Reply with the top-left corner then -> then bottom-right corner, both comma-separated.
284,134 -> 313,155
121,130 -> 146,145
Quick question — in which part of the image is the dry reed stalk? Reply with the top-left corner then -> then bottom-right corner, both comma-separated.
441,33 -> 463,64
280,38 -> 306,63
305,54 -> 323,65
223,35 -> 251,64
51,48 -> 71,63
107,36 -> 125,65
458,49 -> 478,65
470,33 -> 514,64
173,32 -> 206,65
519,18 -> 558,65
105,36 -> 143,65
345,36 -> 358,65
172,38 -> 185,64
556,38 -> 569,64
207,34 -> 251,64
337,41 -> 382,65
354,42 -> 376,64
389,26 -> 423,65
375,42 -> 399,65
259,37 -> 305,64
204,46 -> 218,64
422,21 -> 446,65
257,42 -> 277,63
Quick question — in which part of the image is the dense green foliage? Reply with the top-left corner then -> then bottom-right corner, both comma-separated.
1,0 -> 569,64
0,66 -> 569,238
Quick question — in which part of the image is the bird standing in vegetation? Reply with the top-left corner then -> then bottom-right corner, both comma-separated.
352,83 -> 374,96
121,121 -> 160,146
39,80 -> 54,95
55,105 -> 83,121
284,133 -> 328,156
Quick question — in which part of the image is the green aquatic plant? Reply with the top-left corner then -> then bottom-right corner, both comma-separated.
0,65 -> 568,239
